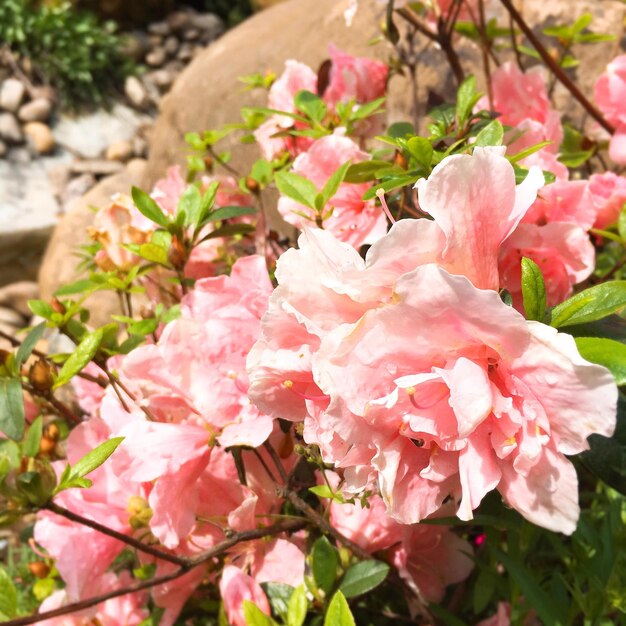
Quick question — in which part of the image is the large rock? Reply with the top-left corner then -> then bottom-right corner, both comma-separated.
39,159 -> 148,324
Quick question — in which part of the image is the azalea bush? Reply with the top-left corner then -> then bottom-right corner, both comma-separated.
1,0 -> 626,625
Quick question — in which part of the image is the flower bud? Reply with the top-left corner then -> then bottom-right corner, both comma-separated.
203,155 -> 214,171
28,561 -> 50,579
44,423 -> 60,441
28,359 -> 55,393
51,298 -> 66,315
39,437 -> 56,456
128,495 -> 153,529
167,236 -> 187,269
394,150 -> 408,170
245,177 -> 260,194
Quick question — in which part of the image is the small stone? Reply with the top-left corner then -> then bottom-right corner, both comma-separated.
18,98 -> 52,123
183,28 -> 200,41
0,281 -> 39,318
167,11 -> 192,33
193,13 -> 225,41
131,136 -> 148,158
148,21 -> 170,36
146,47 -> 167,67
148,69 -> 175,90
0,79 -> 26,112
124,76 -> 149,110
0,113 -> 23,143
148,34 -> 163,48
28,86 -> 56,103
62,173 -> 96,212
70,160 -> 124,176
48,164 -> 71,198
177,43 -> 194,62
23,122 -> 55,155
164,36 -> 179,56
105,139 -> 133,162
8,147 -> 30,163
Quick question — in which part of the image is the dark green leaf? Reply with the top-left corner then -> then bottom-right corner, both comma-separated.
387,122 -> 414,138
131,186 -> 169,228
311,536 -> 339,596
575,337 -> 626,385
405,136 -> 433,168
15,322 -> 45,368
23,415 -> 43,458
261,582 -> 294,620
521,257 -> 546,322
324,591 -> 355,626
339,560 -> 389,598
274,172 -> 318,209
294,90 -> 326,122
0,378 -> 25,440
200,223 -> 255,241
550,282 -> 626,328
54,328 -> 103,389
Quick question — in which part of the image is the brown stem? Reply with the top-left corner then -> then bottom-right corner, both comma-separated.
263,441 -> 289,484
5,519 -> 306,626
498,0 -> 614,134
0,329 -> 108,388
509,12 -> 525,71
45,502 -> 186,567
24,385 -> 81,425
395,7 -> 437,42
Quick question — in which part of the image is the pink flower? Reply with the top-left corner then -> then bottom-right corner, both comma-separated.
323,44 -> 388,107
277,132 -> 387,247
594,55 -> 626,164
313,264 -> 616,533
220,565 -> 271,626
477,603 -> 512,626
151,165 -> 187,215
523,181 -> 595,230
588,171 -> 626,229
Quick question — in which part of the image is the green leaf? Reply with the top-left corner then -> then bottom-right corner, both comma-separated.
320,161 -> 351,207
493,547 -> 565,626
33,577 -> 56,602
54,278 -> 99,297
28,299 -> 55,320
344,160 -> 391,183
178,184 -> 202,229
251,159 -> 273,187
200,223 -> 255,241
206,206 -> 257,223
54,328 -> 103,389
339,560 -> 389,598
287,585 -> 307,626
128,318 -> 159,336
324,591 -> 355,626
508,140 -> 552,164
387,121 -> 414,138
294,90 -> 326,122
131,186 -> 169,228
309,484 -> 334,499
351,97 -> 385,121
521,257 -> 547,322
65,437 -> 124,482
0,568 -> 17,619
311,536 -> 339,596
550,282 -> 626,328
15,322 -> 45,368
575,337 -> 626,385
0,378 -> 25,440
261,582 -> 294,620
23,415 -> 43,458
456,75 -> 478,127
274,172 -> 318,209
405,136 -> 433,168
243,600 -> 278,626
475,119 -> 504,147
618,204 -> 626,242
134,243 -> 168,266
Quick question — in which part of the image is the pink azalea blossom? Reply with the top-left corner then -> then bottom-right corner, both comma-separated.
277,132 -> 387,247
594,55 -> 626,164
588,171 -> 626,229
220,565 -> 271,626
523,180 -> 595,230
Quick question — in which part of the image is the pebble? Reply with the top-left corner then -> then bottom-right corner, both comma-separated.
70,159 -> 124,176
148,21 -> 171,36
164,36 -> 179,56
0,79 -> 26,112
124,76 -> 150,110
146,47 -> 167,67
0,281 -> 39,318
105,139 -> 133,162
18,98 -> 52,123
23,122 -> 55,155
0,113 -> 23,143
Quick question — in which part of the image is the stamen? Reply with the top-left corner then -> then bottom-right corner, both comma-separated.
376,188 -> 396,224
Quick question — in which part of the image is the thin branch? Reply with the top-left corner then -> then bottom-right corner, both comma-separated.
263,441 -> 289,484
395,7 -> 437,42
498,0 -> 614,134
5,519 -> 306,626
44,502 -> 187,567
24,384 -> 81,425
